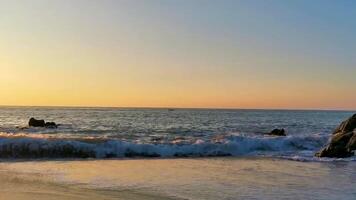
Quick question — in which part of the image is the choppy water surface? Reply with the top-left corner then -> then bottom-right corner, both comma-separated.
0,106 -> 355,160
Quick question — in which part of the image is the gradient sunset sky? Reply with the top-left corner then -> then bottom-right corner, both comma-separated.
1,0 -> 355,110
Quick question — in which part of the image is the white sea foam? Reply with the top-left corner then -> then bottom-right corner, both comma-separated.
0,133 -> 330,159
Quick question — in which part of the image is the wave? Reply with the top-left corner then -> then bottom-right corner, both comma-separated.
0,133 -> 329,159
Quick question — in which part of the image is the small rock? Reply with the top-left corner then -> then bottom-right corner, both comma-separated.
267,129 -> 286,136
29,118 -> 45,127
45,122 -> 58,129
28,118 -> 58,129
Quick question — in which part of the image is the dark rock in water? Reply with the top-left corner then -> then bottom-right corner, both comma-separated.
267,129 -> 286,136
316,114 -> 356,158
28,118 -> 58,128
346,133 -> 356,152
29,118 -> 45,127
316,132 -> 354,158
45,122 -> 58,128
331,114 -> 356,135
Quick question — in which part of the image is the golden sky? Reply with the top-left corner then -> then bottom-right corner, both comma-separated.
1,1 -> 355,110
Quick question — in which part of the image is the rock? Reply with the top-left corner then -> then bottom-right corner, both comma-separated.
267,128 -> 286,136
331,114 -> 356,135
315,114 -> 356,158
45,122 -> 58,128
28,118 -> 45,127
28,118 -> 58,128
315,132 -> 354,158
346,133 -> 356,152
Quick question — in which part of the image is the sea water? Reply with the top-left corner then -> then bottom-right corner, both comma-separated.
0,107 -> 355,200
0,107 -> 354,160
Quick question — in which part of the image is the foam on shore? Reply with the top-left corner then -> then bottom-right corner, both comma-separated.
0,132 -> 328,159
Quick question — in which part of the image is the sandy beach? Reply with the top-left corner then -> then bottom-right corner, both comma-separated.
0,160 -> 176,200
1,158 -> 355,200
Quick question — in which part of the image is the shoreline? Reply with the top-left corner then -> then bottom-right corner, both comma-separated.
0,154 -> 355,163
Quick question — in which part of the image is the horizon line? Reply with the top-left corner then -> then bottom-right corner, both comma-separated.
0,104 -> 355,112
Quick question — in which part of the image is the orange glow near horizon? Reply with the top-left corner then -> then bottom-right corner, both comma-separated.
1,1 -> 356,110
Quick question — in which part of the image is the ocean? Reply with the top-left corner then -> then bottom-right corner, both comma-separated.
0,107 -> 355,199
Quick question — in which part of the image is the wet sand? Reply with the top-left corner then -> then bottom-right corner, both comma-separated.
0,161 -> 177,200
0,158 -> 355,200
0,173 -> 174,200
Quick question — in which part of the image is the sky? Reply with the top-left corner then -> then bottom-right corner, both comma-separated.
0,0 -> 355,110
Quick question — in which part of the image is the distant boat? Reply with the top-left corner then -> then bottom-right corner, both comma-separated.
168,108 -> 175,112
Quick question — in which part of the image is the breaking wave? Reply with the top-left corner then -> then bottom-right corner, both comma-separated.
0,133 -> 329,159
